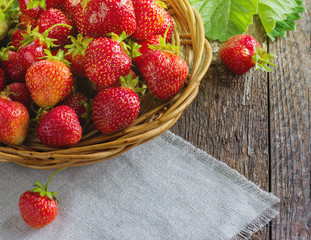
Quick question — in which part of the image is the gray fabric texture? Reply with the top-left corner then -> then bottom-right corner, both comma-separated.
0,131 -> 279,240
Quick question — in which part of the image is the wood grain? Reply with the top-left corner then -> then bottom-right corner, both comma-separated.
171,17 -> 271,239
269,3 -> 311,240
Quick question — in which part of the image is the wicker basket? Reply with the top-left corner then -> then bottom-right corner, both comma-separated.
0,0 -> 212,169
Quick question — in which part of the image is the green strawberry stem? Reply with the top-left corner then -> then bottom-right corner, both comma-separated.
148,25 -> 180,55
64,34 -> 93,58
31,167 -> 67,200
253,44 -> 276,72
19,24 -> 72,50
3,0 -> 14,13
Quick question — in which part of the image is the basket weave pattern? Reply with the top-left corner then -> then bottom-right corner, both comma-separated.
0,0 -> 212,169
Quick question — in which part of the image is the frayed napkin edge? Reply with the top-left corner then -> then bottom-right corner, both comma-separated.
161,131 -> 280,239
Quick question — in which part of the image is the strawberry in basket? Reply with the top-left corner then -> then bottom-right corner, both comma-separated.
0,87 -> 30,145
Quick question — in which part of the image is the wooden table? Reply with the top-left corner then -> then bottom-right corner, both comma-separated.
171,3 -> 310,239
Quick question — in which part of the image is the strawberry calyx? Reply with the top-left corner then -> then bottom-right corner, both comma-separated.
80,99 -> 92,127
0,45 -> 15,61
41,49 -> 71,66
31,106 -> 51,124
127,39 -> 142,60
155,0 -> 167,9
27,0 -> 47,11
148,25 -> 180,55
30,167 -> 67,201
0,85 -> 18,98
252,43 -> 276,72
108,31 -> 132,55
64,34 -> 93,58
81,0 -> 91,11
120,74 -> 146,94
19,24 -> 72,50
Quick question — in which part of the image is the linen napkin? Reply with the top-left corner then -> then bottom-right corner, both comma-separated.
0,131 -> 279,240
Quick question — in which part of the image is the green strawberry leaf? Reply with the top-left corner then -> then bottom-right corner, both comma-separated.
188,0 -> 305,42
188,0 -> 258,42
267,0 -> 305,41
258,0 -> 300,34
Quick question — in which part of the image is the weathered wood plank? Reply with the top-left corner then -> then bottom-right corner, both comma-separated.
170,17 -> 270,239
269,4 -> 311,240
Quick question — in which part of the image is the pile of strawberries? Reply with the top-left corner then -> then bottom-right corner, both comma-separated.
0,0 -> 189,148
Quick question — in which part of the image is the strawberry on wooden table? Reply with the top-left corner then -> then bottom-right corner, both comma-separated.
85,33 -> 131,89
19,167 -> 67,229
0,90 -> 29,145
37,105 -> 82,147
218,34 -> 276,74
25,50 -> 73,108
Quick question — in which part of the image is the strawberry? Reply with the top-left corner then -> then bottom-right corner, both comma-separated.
6,83 -> 32,110
132,35 -> 160,68
62,0 -> 81,19
19,167 -> 66,229
155,11 -> 174,42
131,0 -> 167,40
0,93 -> 29,145
18,13 -> 37,28
18,25 -> 64,70
85,35 -> 131,88
18,0 -> 44,19
10,29 -> 28,50
140,49 -> 188,100
37,105 -> 82,147
0,67 -> 6,91
75,0 -> 136,37
25,50 -> 73,108
0,47 -> 27,83
61,92 -> 91,125
92,87 -> 140,135
64,34 -> 93,77
218,34 -> 276,74
36,8 -> 74,47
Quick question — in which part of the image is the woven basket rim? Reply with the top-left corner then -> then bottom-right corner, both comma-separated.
0,0 -> 213,169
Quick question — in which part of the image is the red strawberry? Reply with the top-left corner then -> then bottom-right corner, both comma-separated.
131,0 -> 167,40
132,35 -> 160,68
0,67 -> 6,91
85,36 -> 131,88
140,49 -> 188,100
64,34 -> 93,77
76,0 -> 136,37
61,92 -> 91,125
10,29 -> 28,50
92,87 -> 140,135
7,83 -> 32,110
25,50 -> 73,108
19,168 -> 66,229
218,34 -> 276,74
0,48 -> 27,83
36,8 -> 74,47
18,13 -> 37,28
62,0 -> 81,19
95,70 -> 137,92
18,25 -> 64,70
155,11 -> 174,42
37,105 -> 82,147
18,0 -> 44,19
0,94 -> 29,145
